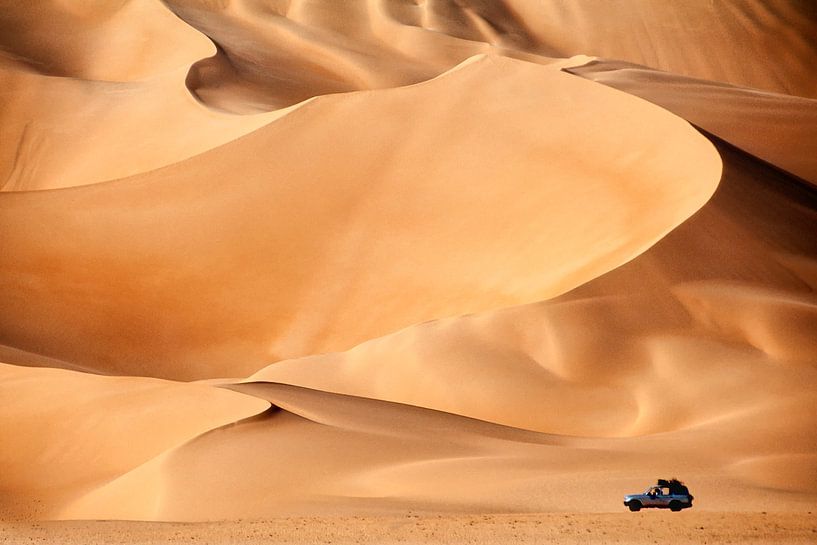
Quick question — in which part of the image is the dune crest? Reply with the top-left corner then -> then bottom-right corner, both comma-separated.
567,59 -> 817,185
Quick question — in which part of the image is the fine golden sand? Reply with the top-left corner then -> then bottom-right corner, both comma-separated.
1,1 -> 815,543
2,513 -> 817,545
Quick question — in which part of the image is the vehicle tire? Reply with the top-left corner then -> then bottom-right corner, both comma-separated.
628,501 -> 642,512
669,501 -> 683,512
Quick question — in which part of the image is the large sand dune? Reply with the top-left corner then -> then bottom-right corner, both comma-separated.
0,55 -> 720,378
0,0 -> 815,534
249,124 -> 817,438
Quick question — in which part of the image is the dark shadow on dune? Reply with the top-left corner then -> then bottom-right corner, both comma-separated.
222,381 -> 592,445
563,59 -> 817,186
452,0 -> 565,57
555,129 -> 817,303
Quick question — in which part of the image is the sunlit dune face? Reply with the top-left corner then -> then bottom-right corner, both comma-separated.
48,0 -> 130,19
0,56 -> 720,379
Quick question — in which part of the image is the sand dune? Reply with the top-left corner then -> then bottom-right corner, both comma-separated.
567,60 -> 817,185
1,0 -> 815,533
162,0 -> 559,112
248,141 -> 817,488
163,0 -> 817,112
0,66 -> 286,191
4,0 -> 811,189
0,363 -> 268,519
60,382 -> 817,521
0,55 -> 720,379
508,0 -> 817,99
0,0 -> 211,80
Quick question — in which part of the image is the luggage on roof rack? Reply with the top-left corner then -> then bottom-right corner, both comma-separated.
656,478 -> 690,496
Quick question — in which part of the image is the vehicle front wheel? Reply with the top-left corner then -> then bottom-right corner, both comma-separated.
628,501 -> 642,512
669,501 -> 683,512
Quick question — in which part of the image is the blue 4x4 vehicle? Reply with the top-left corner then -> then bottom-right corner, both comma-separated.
624,479 -> 694,512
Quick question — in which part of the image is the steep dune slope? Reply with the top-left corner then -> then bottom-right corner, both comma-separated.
567,60 -> 817,185
0,363 -> 268,519
0,56 -> 720,379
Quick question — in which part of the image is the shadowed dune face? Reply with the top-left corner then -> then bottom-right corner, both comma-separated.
160,0 -> 817,112
508,0 -> 817,98
567,60 -> 817,185
0,0 -> 212,80
163,0 -> 552,112
1,0 -> 816,525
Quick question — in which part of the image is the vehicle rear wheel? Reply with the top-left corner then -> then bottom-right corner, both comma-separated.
628,501 -> 642,512
669,500 -> 683,512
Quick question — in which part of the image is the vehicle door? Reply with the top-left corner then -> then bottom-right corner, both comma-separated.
643,488 -> 661,507
653,488 -> 672,508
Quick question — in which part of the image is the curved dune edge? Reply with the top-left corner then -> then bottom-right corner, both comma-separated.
0,363 -> 269,520
5,0 -> 812,190
247,140 -> 817,445
565,60 -> 817,186
163,0 -> 562,112
58,383 -> 817,521
0,55 -> 721,380
0,52 -> 591,193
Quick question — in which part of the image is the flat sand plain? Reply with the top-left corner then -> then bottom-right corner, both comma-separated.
2,513 -> 816,545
